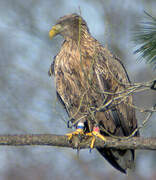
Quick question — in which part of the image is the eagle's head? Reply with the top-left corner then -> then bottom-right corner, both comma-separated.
49,13 -> 89,41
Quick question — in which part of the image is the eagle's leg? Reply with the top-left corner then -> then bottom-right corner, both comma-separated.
66,122 -> 84,140
86,126 -> 106,150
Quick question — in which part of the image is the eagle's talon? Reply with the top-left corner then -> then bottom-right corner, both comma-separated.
86,126 -> 106,150
66,128 -> 84,141
66,122 -> 85,141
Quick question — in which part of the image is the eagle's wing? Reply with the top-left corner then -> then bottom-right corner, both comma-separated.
94,48 -> 138,173
94,49 -> 137,136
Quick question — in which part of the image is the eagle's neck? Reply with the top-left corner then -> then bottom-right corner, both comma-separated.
80,29 -> 101,57
64,27 -> 99,58
56,31 -> 96,76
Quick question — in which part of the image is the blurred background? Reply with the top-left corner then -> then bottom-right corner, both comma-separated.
0,0 -> 156,179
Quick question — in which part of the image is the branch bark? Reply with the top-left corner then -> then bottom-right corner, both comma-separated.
0,134 -> 155,150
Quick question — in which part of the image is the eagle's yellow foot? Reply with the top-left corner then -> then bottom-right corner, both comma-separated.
66,128 -> 84,140
86,126 -> 106,151
66,122 -> 84,141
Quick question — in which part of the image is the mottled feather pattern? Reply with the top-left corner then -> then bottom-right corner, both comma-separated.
50,14 -> 138,173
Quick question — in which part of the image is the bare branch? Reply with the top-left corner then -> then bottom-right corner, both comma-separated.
0,134 -> 156,150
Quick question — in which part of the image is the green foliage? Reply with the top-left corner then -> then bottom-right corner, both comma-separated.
133,12 -> 156,68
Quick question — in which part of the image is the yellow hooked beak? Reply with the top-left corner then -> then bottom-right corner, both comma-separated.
49,24 -> 62,39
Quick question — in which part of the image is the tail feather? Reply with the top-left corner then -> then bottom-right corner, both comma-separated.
97,148 -> 134,174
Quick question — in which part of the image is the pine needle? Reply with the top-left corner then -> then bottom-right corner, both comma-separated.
133,11 -> 156,69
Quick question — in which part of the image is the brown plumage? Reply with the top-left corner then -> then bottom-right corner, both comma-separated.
49,13 -> 138,173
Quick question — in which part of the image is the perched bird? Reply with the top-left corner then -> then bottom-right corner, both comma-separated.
49,13 -> 138,174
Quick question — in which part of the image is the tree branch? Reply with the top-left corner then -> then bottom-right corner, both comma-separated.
0,134 -> 155,150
